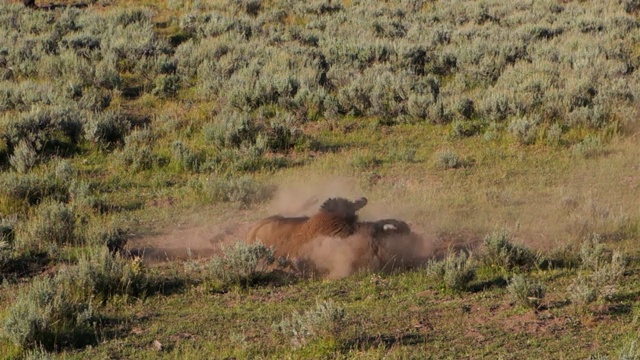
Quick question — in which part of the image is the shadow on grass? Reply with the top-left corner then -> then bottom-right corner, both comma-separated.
342,332 -> 427,352
539,299 -> 571,311
148,275 -> 196,297
602,303 -> 633,316
1,251 -> 51,282
468,276 -> 508,293
205,269 -> 300,294
609,290 -> 640,303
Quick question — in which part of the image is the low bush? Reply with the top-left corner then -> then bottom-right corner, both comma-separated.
2,275 -> 94,351
68,180 -> 106,212
207,242 -> 277,289
567,274 -> 597,306
0,172 -> 69,207
571,135 -> 605,159
507,275 -> 546,309
351,152 -> 382,171
450,119 -> 483,138
482,229 -> 539,272
8,140 -> 38,173
84,110 -> 131,148
0,217 -> 15,271
171,141 -> 204,172
273,300 -> 346,348
427,251 -> 477,292
119,129 -> 156,172
1,107 -> 83,154
78,88 -> 112,112
567,247 -> 626,306
74,246 -> 148,303
434,150 -> 470,170
509,116 -> 540,145
579,233 -> 606,271
18,201 -> 76,250
203,176 -> 272,207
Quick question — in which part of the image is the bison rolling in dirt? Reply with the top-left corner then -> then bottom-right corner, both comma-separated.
246,196 -> 422,277
246,196 -> 368,258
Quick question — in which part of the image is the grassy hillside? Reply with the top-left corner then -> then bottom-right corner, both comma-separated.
0,0 -> 639,358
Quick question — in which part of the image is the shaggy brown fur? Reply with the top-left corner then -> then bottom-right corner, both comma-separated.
294,218 -> 417,278
246,197 -> 368,258
349,219 -> 413,271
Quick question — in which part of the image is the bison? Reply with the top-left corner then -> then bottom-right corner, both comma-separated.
295,217 -> 418,278
246,196 -> 368,258
343,218 -> 415,272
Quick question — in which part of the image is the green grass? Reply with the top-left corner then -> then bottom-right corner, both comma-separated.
1,0 -> 640,358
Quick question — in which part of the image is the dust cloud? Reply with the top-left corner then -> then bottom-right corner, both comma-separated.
129,175 -> 477,278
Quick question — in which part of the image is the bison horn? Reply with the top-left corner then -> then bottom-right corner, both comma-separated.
353,197 -> 368,210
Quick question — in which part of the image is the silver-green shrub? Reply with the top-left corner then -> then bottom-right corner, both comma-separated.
171,140 -> 204,172
119,128 -> 156,172
0,172 -> 68,206
18,201 -> 76,249
434,150 -> 463,170
83,110 -> 131,147
208,241 -> 276,288
482,229 -> 539,271
572,135 -> 604,158
74,246 -> 148,302
273,300 -> 346,348
568,236 -> 626,306
204,176 -> 272,207
9,140 -> 38,173
0,217 -> 16,271
507,275 -> 546,309
427,251 -> 477,292
2,274 -> 94,350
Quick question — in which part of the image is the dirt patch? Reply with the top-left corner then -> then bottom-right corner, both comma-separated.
129,221 -> 253,263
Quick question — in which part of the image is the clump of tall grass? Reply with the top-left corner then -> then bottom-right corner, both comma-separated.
273,300 -> 346,348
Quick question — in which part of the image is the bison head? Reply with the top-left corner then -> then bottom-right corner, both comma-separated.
319,197 -> 368,222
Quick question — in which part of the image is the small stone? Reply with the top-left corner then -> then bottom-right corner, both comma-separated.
153,340 -> 163,351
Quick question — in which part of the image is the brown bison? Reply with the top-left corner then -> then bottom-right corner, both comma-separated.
246,196 -> 368,258
345,218 -> 414,271
295,217 -> 418,278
